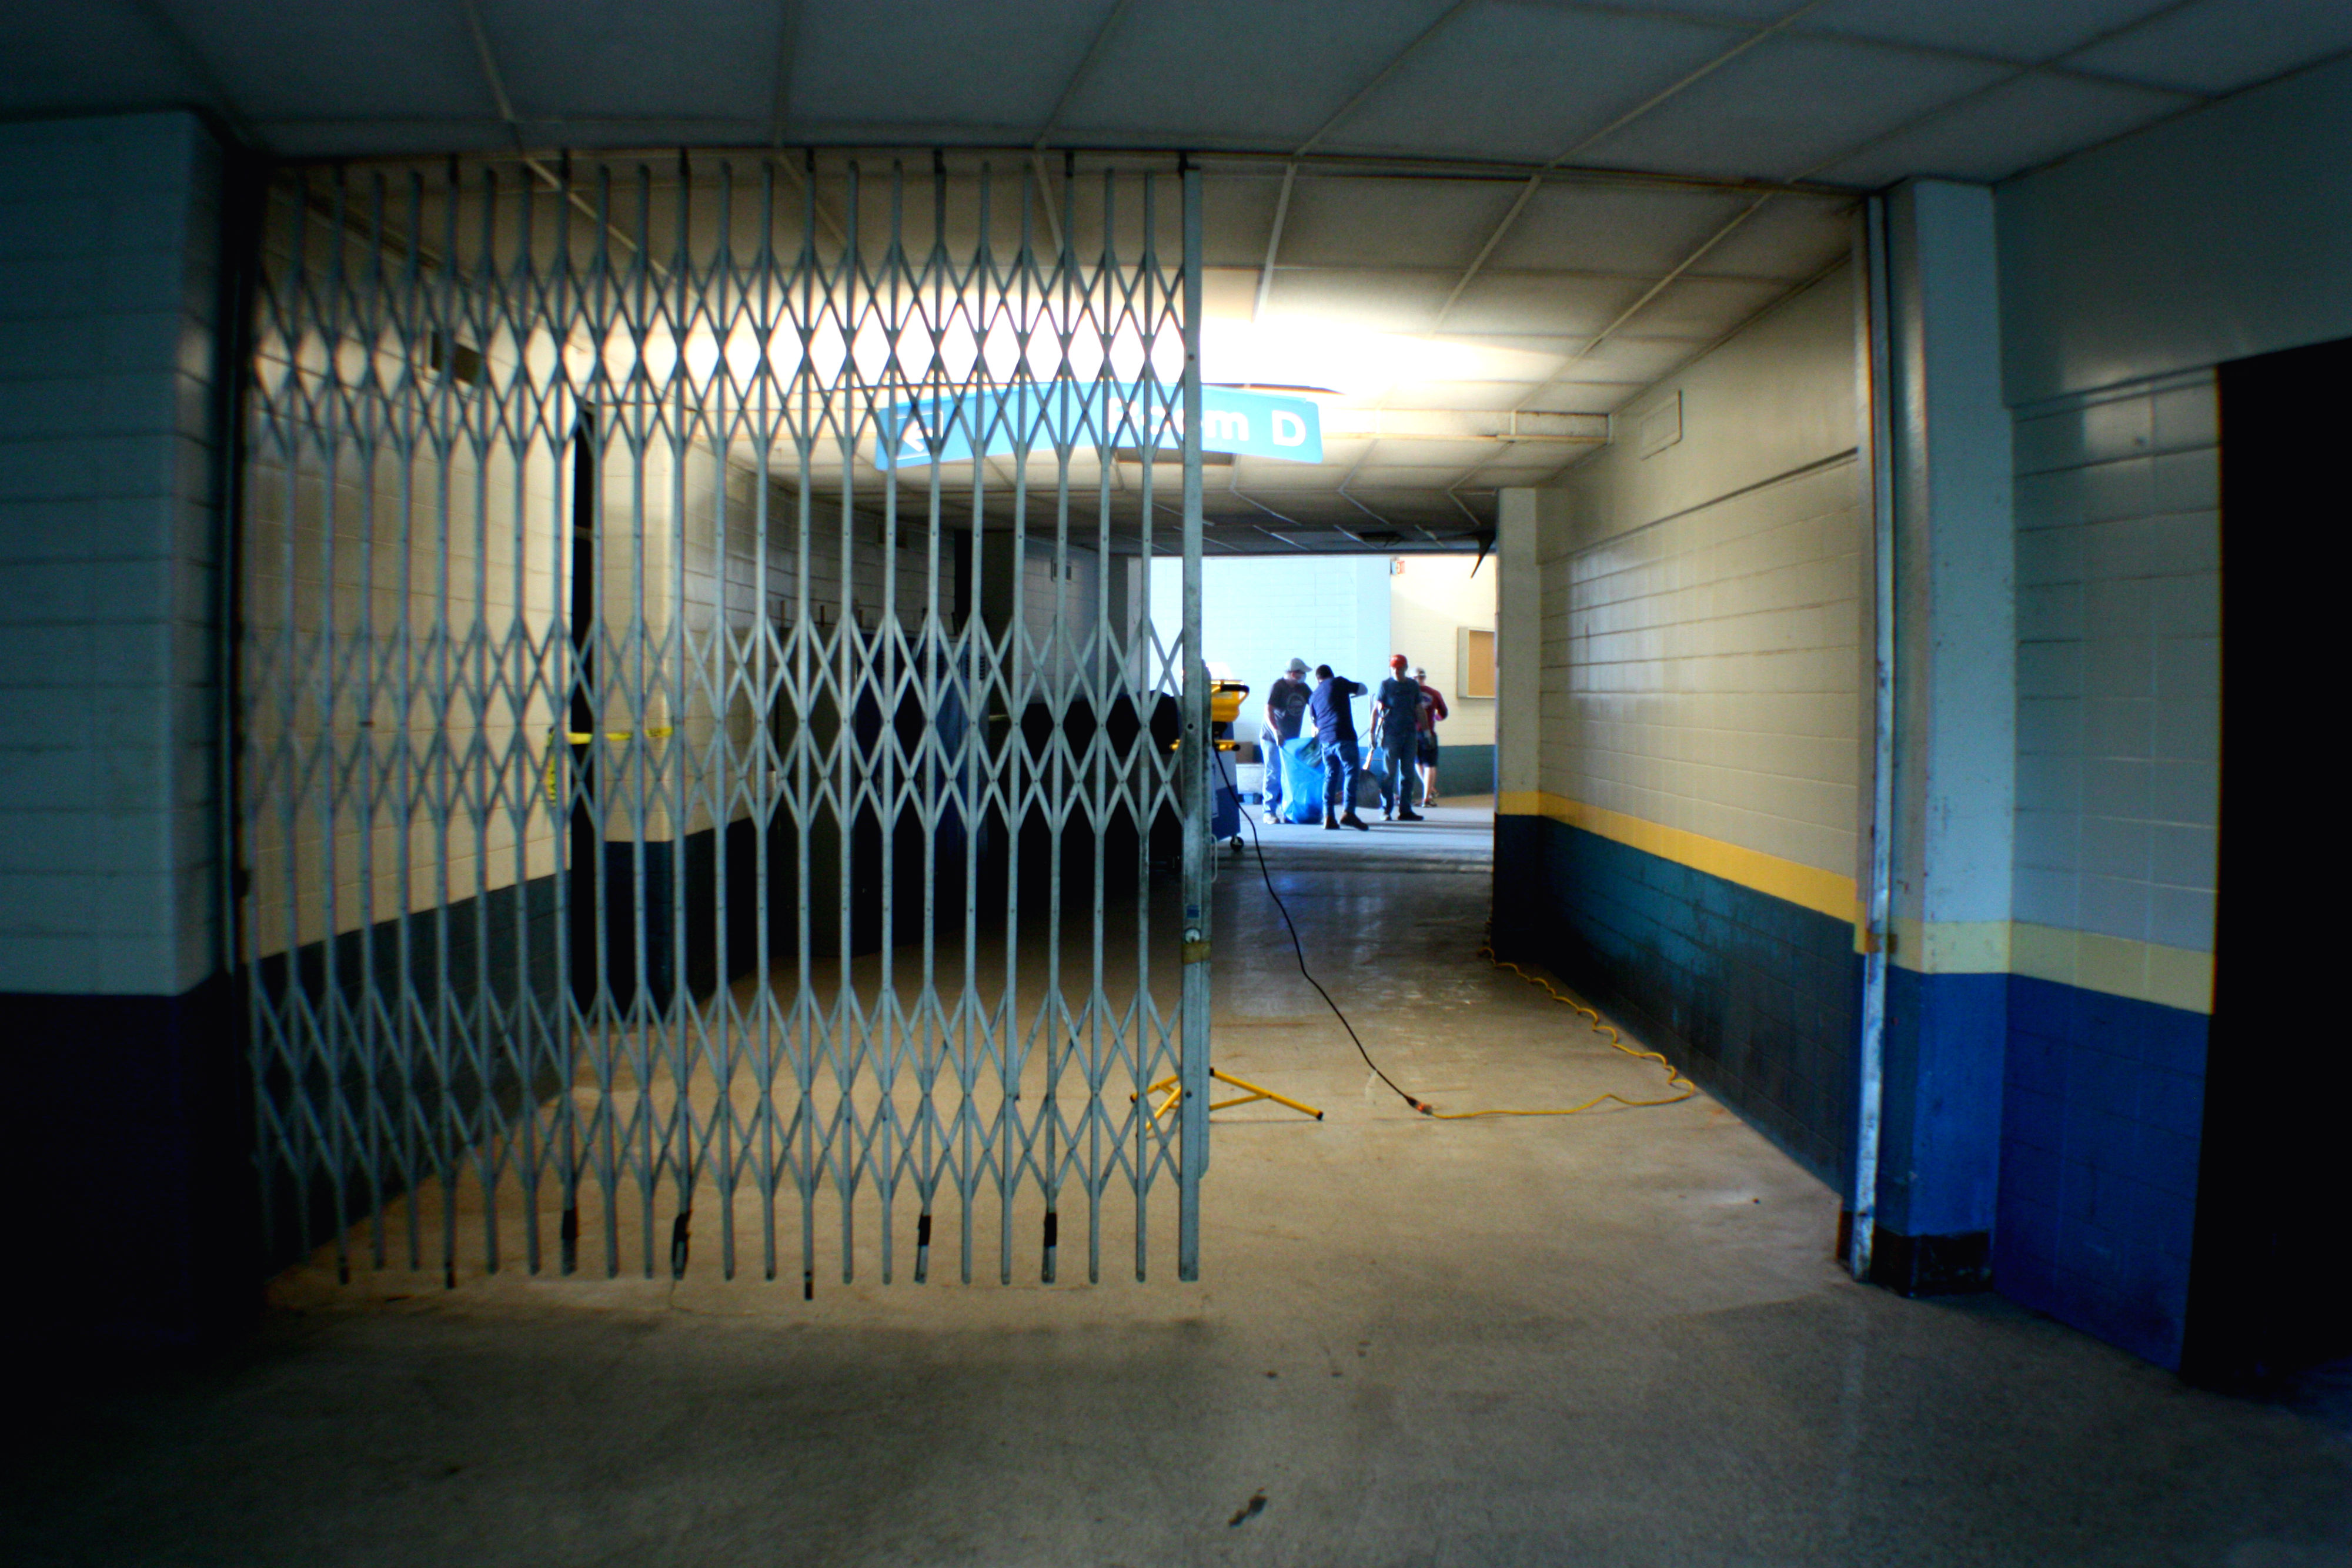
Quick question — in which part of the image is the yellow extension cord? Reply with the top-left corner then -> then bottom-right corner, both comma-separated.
1422,945 -> 1699,1119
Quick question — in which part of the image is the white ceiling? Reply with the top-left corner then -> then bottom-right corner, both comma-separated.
11,0 -> 2348,551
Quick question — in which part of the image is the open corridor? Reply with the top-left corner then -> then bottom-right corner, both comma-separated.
7,812 -> 2346,1567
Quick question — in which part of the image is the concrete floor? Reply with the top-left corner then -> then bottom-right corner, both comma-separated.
8,805 -> 2349,1566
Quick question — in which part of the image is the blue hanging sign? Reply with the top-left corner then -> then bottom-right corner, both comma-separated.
875,383 -> 1321,469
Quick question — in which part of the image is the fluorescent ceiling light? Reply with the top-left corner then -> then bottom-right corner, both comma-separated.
1200,319 -> 1498,398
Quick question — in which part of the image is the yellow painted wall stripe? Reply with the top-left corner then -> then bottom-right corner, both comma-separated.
1497,790 -> 1858,924
2010,922 -> 2213,1016
1498,794 -> 2214,1015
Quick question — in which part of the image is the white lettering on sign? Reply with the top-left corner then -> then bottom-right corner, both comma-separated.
876,383 -> 1322,468
1202,409 -> 1250,444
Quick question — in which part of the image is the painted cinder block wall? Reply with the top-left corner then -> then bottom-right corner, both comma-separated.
1499,52 -> 2352,1372
1988,51 -> 2352,1369
0,112 -> 244,1342
1495,260 -> 1870,1191
1384,553 -> 1496,796
1872,180 -> 2016,1292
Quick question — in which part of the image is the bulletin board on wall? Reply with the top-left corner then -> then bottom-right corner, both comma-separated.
1458,627 -> 1496,698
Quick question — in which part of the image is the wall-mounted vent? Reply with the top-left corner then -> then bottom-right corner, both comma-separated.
1636,391 -> 1682,458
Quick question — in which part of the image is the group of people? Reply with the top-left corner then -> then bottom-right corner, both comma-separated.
1258,654 -> 1448,831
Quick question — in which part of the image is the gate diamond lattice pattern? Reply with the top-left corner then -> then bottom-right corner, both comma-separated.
238,155 -> 1213,1292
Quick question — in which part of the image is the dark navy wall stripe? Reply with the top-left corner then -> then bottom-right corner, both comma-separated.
1879,967 -> 2007,1239
1496,811 -> 2215,1369
1494,815 -> 1860,1193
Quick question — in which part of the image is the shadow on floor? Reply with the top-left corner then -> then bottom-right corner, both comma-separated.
9,806 -> 2350,1566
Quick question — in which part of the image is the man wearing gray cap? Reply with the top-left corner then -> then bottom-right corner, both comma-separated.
1259,657 -> 1312,824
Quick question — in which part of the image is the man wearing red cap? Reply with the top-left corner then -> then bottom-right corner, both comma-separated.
1412,663 -> 1448,807
1370,654 -> 1426,823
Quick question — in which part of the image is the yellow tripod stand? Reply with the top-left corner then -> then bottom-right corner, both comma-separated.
1136,1068 -> 1324,1123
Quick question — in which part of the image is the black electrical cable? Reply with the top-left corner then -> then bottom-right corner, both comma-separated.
1215,748 -> 1434,1115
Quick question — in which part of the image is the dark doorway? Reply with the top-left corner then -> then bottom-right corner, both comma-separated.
566,413 -> 610,1007
2183,336 -> 2352,1390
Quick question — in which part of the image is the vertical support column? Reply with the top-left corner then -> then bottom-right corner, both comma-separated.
0,113 -> 248,1343
1175,161 -> 1210,1282
1491,486 -> 1544,950
1868,178 -> 2017,1293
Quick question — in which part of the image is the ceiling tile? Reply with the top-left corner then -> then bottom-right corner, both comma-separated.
2064,0 -> 2352,95
1476,451 -> 1588,479
1573,32 -> 2012,182
1230,464 -> 1354,492
1362,440 -> 1504,469
1350,462 -> 1492,487
1054,0 -> 1458,147
1202,180 -> 1284,272
1449,276 -> 1778,350
1535,334 -> 1708,388
1588,0 -> 1802,20
1805,0 -> 2177,65
166,0 -> 489,123
1319,2 -> 1737,162
1260,269 -> 1453,332
1816,70 -> 2189,186
1391,380 -> 1558,410
1599,275 -> 1792,340
1228,493 -> 1359,523
475,0 -> 777,126
1517,380 -> 1652,414
1438,272 -> 1649,336
1685,195 -> 1857,280
786,0 -> 1117,133
1329,490 -> 1479,524
0,0 -> 196,119
1274,177 -> 1528,270
1486,185 -> 1757,276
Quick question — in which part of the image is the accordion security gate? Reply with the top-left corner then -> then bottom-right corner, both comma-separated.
238,155 -> 1214,1291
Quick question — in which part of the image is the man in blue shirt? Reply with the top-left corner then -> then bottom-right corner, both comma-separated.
1370,653 -> 1425,822
1307,664 -> 1369,832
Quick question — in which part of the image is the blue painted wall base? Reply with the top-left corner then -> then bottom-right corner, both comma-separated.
1494,813 -> 2211,1365
1872,966 -> 2009,1290
1997,975 -> 2208,1369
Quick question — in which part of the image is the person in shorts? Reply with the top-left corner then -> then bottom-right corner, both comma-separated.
1412,664 -> 1448,807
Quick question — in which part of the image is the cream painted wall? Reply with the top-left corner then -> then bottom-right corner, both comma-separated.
1992,51 -> 2350,998
1386,553 -> 1495,749
239,432 -> 567,957
0,113 -> 224,996
1538,260 -> 1866,882
1565,264 -> 1857,553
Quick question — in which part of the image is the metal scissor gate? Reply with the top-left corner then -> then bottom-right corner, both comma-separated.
236,153 -> 1213,1291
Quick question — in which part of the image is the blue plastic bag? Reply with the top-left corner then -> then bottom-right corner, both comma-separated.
1278,737 -> 1325,824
